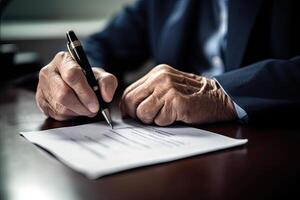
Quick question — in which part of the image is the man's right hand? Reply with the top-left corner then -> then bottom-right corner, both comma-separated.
36,51 -> 118,121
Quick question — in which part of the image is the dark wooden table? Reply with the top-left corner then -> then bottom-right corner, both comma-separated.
1,82 -> 299,200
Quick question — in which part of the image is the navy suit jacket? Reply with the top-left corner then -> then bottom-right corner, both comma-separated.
84,0 -> 300,123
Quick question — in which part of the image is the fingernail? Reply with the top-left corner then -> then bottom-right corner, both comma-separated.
88,102 -> 98,113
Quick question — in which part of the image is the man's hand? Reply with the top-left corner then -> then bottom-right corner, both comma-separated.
120,64 -> 237,126
36,51 -> 118,121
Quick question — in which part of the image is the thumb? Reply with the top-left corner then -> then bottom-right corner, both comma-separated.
93,68 -> 118,103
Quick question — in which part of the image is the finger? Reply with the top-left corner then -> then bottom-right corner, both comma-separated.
46,101 -> 78,121
122,64 -> 200,98
38,88 -> 79,121
120,73 -> 146,117
171,91 -> 191,124
136,92 -> 164,124
36,86 -> 47,115
57,53 -> 99,113
123,77 -> 146,95
93,68 -> 118,103
121,69 -> 153,100
48,72 -> 93,116
120,83 -> 154,119
153,65 -> 204,88
120,70 -> 185,119
121,64 -> 172,101
37,59 -> 77,119
154,99 -> 176,126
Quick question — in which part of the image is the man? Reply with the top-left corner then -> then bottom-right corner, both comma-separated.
36,0 -> 300,126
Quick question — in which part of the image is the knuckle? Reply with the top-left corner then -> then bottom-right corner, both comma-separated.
54,51 -> 66,61
122,94 -> 134,112
64,52 -> 74,62
56,93 -> 67,105
137,105 -> 152,124
155,64 -> 172,72
161,70 -> 172,78
189,73 -> 197,79
124,93 -> 134,105
164,74 -> 173,86
154,70 -> 172,84
55,87 -> 71,105
39,65 -> 50,80
54,102 -> 69,116
123,84 -> 133,95
178,74 -> 186,83
167,88 -> 178,97
63,67 -> 82,85
59,107 -> 70,116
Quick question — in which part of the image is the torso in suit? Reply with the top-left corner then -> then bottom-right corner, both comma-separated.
84,0 -> 300,123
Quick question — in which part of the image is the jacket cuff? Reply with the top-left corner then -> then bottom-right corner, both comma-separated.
213,78 -> 248,123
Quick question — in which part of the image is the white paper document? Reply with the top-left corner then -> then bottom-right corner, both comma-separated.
20,120 -> 247,179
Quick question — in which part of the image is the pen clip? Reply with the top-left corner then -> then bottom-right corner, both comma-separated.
67,41 -> 87,75
67,42 -> 76,60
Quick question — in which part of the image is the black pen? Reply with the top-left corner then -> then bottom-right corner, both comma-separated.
66,30 -> 113,129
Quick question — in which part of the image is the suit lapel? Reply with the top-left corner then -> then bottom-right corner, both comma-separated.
226,0 -> 263,70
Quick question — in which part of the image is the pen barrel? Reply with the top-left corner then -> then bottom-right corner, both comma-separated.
73,46 -> 109,110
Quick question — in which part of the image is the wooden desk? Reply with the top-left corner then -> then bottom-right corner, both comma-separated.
1,83 -> 299,200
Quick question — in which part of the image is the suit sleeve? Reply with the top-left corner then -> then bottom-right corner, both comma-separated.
83,0 -> 150,76
215,56 -> 300,123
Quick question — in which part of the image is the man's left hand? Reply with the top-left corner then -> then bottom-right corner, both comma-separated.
120,64 -> 237,126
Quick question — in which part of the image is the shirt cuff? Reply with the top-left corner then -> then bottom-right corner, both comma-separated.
213,78 -> 248,122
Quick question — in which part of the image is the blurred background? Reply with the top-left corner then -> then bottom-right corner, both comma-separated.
0,0 -> 134,85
